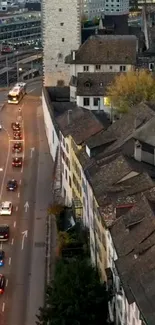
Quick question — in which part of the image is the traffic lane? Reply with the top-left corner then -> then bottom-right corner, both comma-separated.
0,105 -> 25,324
27,80 -> 42,97
8,99 -> 39,325
0,91 -> 7,104
0,128 -> 10,198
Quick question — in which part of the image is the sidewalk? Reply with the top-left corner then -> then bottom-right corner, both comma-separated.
25,104 -> 57,325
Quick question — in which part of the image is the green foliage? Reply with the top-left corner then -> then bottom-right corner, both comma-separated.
107,70 -> 155,113
36,259 -> 108,325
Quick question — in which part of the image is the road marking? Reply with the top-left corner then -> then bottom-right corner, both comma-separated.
30,147 -> 35,158
6,279 -> 8,287
21,167 -> 23,173
0,127 -> 10,200
0,242 -> 2,250
19,179 -> 22,185
18,192 -> 20,198
13,221 -> 16,228
2,303 -> 5,312
16,206 -> 18,212
24,201 -> 29,213
21,230 -> 28,250
28,88 -> 36,94
11,238 -> 14,245
8,257 -> 11,265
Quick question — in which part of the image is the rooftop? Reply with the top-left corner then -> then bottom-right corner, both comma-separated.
66,35 -> 137,65
56,107 -> 103,145
71,72 -> 120,97
111,197 -> 155,324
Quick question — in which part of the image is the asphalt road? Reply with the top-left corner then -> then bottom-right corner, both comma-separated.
0,88 -> 53,325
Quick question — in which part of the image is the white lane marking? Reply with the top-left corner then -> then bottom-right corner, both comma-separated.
11,238 -> 14,245
9,139 -> 24,142
8,257 -> 11,265
6,279 -> 8,287
16,206 -> 18,212
2,302 -> 5,312
30,147 -> 35,158
13,221 -> 16,228
21,167 -> 23,173
0,127 -> 10,200
0,242 -> 2,250
21,230 -> 28,250
18,192 -> 20,198
24,201 -> 29,213
27,88 -> 36,94
19,179 -> 22,185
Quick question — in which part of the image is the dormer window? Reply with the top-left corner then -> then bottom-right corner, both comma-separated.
84,80 -> 91,88
99,82 -> 103,86
83,65 -> 89,72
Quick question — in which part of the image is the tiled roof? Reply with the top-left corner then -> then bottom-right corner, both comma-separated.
56,106 -> 103,145
111,197 -> 155,324
72,72 -> 120,96
86,102 -> 155,150
66,35 -> 137,65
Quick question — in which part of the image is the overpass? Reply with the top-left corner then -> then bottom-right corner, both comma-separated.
17,53 -> 42,65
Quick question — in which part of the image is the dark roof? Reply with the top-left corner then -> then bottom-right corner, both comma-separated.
72,72 -> 120,96
66,35 -> 137,65
56,106 -> 103,145
86,102 -> 155,150
111,197 -> 155,324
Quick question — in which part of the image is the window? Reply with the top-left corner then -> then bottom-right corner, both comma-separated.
69,176 -> 72,187
65,169 -> 68,180
93,98 -> 100,106
95,64 -> 101,70
62,38 -> 65,42
60,22 -> 64,26
109,65 -> 113,70
52,130 -> 54,143
63,138 -> 65,147
83,97 -> 90,106
59,8 -> 62,11
83,65 -> 89,72
120,65 -> 126,72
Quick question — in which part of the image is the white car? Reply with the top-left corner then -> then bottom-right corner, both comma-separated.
0,202 -> 13,216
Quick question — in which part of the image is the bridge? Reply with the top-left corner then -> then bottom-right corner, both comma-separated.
17,53 -> 42,65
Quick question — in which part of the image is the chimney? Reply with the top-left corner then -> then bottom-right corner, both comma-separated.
67,110 -> 72,125
134,140 -> 142,162
72,51 -> 75,61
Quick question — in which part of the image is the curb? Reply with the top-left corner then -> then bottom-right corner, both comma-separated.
0,103 -> 5,111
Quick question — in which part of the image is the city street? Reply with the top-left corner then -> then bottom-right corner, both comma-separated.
0,91 -> 53,325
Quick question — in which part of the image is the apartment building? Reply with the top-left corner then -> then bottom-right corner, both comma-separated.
67,35 -> 137,112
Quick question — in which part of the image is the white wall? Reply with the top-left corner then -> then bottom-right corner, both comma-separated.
60,133 -> 72,205
77,95 -> 111,115
42,91 -> 59,161
107,231 -> 142,325
81,170 -> 90,227
70,63 -> 133,76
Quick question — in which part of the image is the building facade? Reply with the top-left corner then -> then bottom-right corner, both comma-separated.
42,0 -> 81,87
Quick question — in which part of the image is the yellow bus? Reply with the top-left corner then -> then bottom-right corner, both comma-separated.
8,82 -> 27,104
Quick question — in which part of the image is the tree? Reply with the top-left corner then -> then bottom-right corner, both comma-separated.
107,70 -> 155,113
36,259 -> 108,325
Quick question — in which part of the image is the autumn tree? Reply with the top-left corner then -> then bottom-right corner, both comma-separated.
36,259 -> 108,325
107,70 -> 155,113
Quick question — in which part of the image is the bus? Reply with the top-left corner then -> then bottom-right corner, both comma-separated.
8,82 -> 27,104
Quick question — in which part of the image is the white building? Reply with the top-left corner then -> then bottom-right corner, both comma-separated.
59,132 -> 72,206
42,0 -> 81,87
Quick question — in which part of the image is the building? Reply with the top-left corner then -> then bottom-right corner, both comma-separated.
0,11 -> 41,46
68,35 -> 137,113
42,0 -> 81,87
104,0 -> 129,15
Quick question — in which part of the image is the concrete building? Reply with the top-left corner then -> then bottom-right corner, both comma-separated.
42,0 -> 81,87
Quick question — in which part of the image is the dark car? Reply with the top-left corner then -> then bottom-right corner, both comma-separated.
13,131 -> 22,140
6,179 -> 18,191
0,225 -> 9,242
0,274 -> 6,294
11,122 -> 21,131
12,142 -> 23,153
12,157 -> 22,167
0,251 -> 5,267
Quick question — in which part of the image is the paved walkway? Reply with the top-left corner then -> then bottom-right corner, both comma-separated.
25,104 -> 56,325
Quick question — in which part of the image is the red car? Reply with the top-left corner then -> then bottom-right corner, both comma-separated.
0,274 -> 5,294
13,131 -> 22,140
12,157 -> 22,167
12,142 -> 23,153
11,122 -> 21,131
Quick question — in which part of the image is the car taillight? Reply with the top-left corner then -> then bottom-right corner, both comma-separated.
0,289 -> 3,293
5,234 -> 8,237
